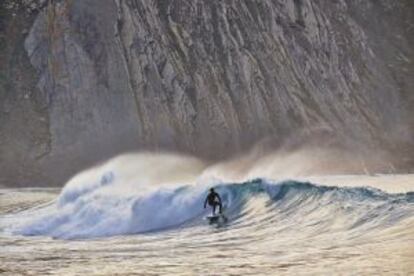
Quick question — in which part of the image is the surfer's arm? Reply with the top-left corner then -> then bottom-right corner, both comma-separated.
204,197 -> 208,208
216,193 -> 222,203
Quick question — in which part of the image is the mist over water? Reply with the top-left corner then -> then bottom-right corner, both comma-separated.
1,152 -> 414,274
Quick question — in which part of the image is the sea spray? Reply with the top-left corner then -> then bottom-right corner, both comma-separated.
6,177 -> 413,239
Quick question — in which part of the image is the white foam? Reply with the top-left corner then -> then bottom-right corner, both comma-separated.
8,153 -> 237,238
7,152 -> 414,239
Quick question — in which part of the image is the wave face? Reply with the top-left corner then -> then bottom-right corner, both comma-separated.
5,173 -> 414,240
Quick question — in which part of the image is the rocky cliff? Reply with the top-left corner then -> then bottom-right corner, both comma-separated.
1,0 -> 413,186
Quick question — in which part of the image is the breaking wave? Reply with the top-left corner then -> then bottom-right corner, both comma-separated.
4,171 -> 414,239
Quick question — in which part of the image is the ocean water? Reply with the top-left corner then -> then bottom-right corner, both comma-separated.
1,156 -> 414,275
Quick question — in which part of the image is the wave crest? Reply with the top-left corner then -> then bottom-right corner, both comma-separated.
4,174 -> 413,239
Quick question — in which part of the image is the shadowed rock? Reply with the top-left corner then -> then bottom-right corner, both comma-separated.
0,0 -> 413,186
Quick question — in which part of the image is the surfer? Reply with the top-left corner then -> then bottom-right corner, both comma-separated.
204,188 -> 223,215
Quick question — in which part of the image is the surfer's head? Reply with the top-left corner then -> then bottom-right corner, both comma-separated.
210,188 -> 215,192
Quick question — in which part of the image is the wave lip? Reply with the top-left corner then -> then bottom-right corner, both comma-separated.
5,176 -> 414,239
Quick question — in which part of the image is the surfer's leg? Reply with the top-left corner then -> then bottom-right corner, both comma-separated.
212,204 -> 216,215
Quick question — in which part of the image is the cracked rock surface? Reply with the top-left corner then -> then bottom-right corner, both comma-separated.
1,0 -> 413,186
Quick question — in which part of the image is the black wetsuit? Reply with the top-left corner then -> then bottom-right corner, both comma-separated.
204,191 -> 222,215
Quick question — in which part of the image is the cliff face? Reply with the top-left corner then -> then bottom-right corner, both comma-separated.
1,0 -> 413,186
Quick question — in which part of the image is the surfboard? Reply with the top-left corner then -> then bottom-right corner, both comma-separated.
205,214 -> 228,224
206,215 -> 220,223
